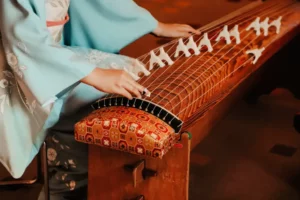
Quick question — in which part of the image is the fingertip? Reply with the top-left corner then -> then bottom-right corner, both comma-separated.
134,89 -> 142,99
184,33 -> 192,38
128,95 -> 133,100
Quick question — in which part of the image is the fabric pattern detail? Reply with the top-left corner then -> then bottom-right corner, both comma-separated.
45,135 -> 78,192
74,106 -> 179,158
67,46 -> 148,80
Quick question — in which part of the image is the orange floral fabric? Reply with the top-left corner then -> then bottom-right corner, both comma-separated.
74,106 -> 179,158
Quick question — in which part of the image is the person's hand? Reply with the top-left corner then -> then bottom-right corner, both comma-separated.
81,68 -> 145,100
153,21 -> 200,38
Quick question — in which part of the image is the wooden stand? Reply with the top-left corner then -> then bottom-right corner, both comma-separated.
88,133 -> 191,200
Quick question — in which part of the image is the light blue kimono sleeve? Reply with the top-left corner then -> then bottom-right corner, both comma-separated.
0,0 -> 97,107
64,0 -> 158,53
0,0 -> 158,179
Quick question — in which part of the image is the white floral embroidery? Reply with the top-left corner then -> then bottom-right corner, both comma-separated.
5,52 -> 26,78
52,135 -> 60,143
68,159 -> 76,168
85,50 -> 112,64
19,65 -> 27,70
0,79 -> 9,88
68,159 -> 75,165
17,42 -> 28,53
69,180 -> 76,191
6,53 -> 18,66
47,148 -> 57,161
64,161 -> 69,169
62,173 -> 68,181
0,94 -> 9,114
0,70 -> 16,114
3,70 -> 14,79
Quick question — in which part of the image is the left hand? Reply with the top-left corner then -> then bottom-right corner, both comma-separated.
153,21 -> 200,38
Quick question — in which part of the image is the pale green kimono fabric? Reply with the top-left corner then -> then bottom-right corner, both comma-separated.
0,0 -> 157,179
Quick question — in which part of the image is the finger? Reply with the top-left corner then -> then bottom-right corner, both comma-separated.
190,28 -> 201,35
179,25 -> 200,35
118,86 -> 133,100
124,72 -> 145,93
131,81 -> 145,94
128,80 -> 146,98
123,70 -> 137,82
175,31 -> 192,38
124,82 -> 142,99
124,74 -> 150,98
131,81 -> 151,97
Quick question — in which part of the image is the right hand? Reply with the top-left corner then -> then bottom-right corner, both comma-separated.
81,68 -> 145,100
153,22 -> 200,38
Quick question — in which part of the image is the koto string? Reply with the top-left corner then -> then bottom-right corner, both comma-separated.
136,1 -> 282,62
136,1 -> 277,61
137,1 -> 281,84
105,1 -> 283,103
125,2 -> 286,107
106,1 -> 281,101
138,2 -> 287,93
167,11 -> 295,122
171,8 -> 297,124
154,6 -> 292,113
170,9 -> 296,122
142,3 -> 292,112
105,1 -> 289,102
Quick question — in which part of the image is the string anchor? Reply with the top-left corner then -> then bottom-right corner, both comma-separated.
246,47 -> 265,64
269,16 -> 282,34
198,33 -> 213,52
158,47 -> 174,66
229,25 -> 241,44
186,36 -> 200,55
174,38 -> 191,58
260,17 -> 270,36
149,50 -> 165,71
215,25 -> 231,45
246,17 -> 261,36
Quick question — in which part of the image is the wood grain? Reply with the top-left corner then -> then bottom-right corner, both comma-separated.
137,0 -> 300,127
88,1 -> 300,199
88,133 -> 191,200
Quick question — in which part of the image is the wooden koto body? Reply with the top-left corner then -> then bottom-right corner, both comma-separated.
84,0 -> 300,199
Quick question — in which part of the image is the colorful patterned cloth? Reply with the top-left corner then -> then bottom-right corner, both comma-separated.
75,106 -> 179,159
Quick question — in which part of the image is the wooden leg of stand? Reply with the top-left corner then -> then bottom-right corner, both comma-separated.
88,133 -> 191,200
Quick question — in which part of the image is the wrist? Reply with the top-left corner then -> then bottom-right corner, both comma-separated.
153,21 -> 164,37
81,68 -> 102,87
